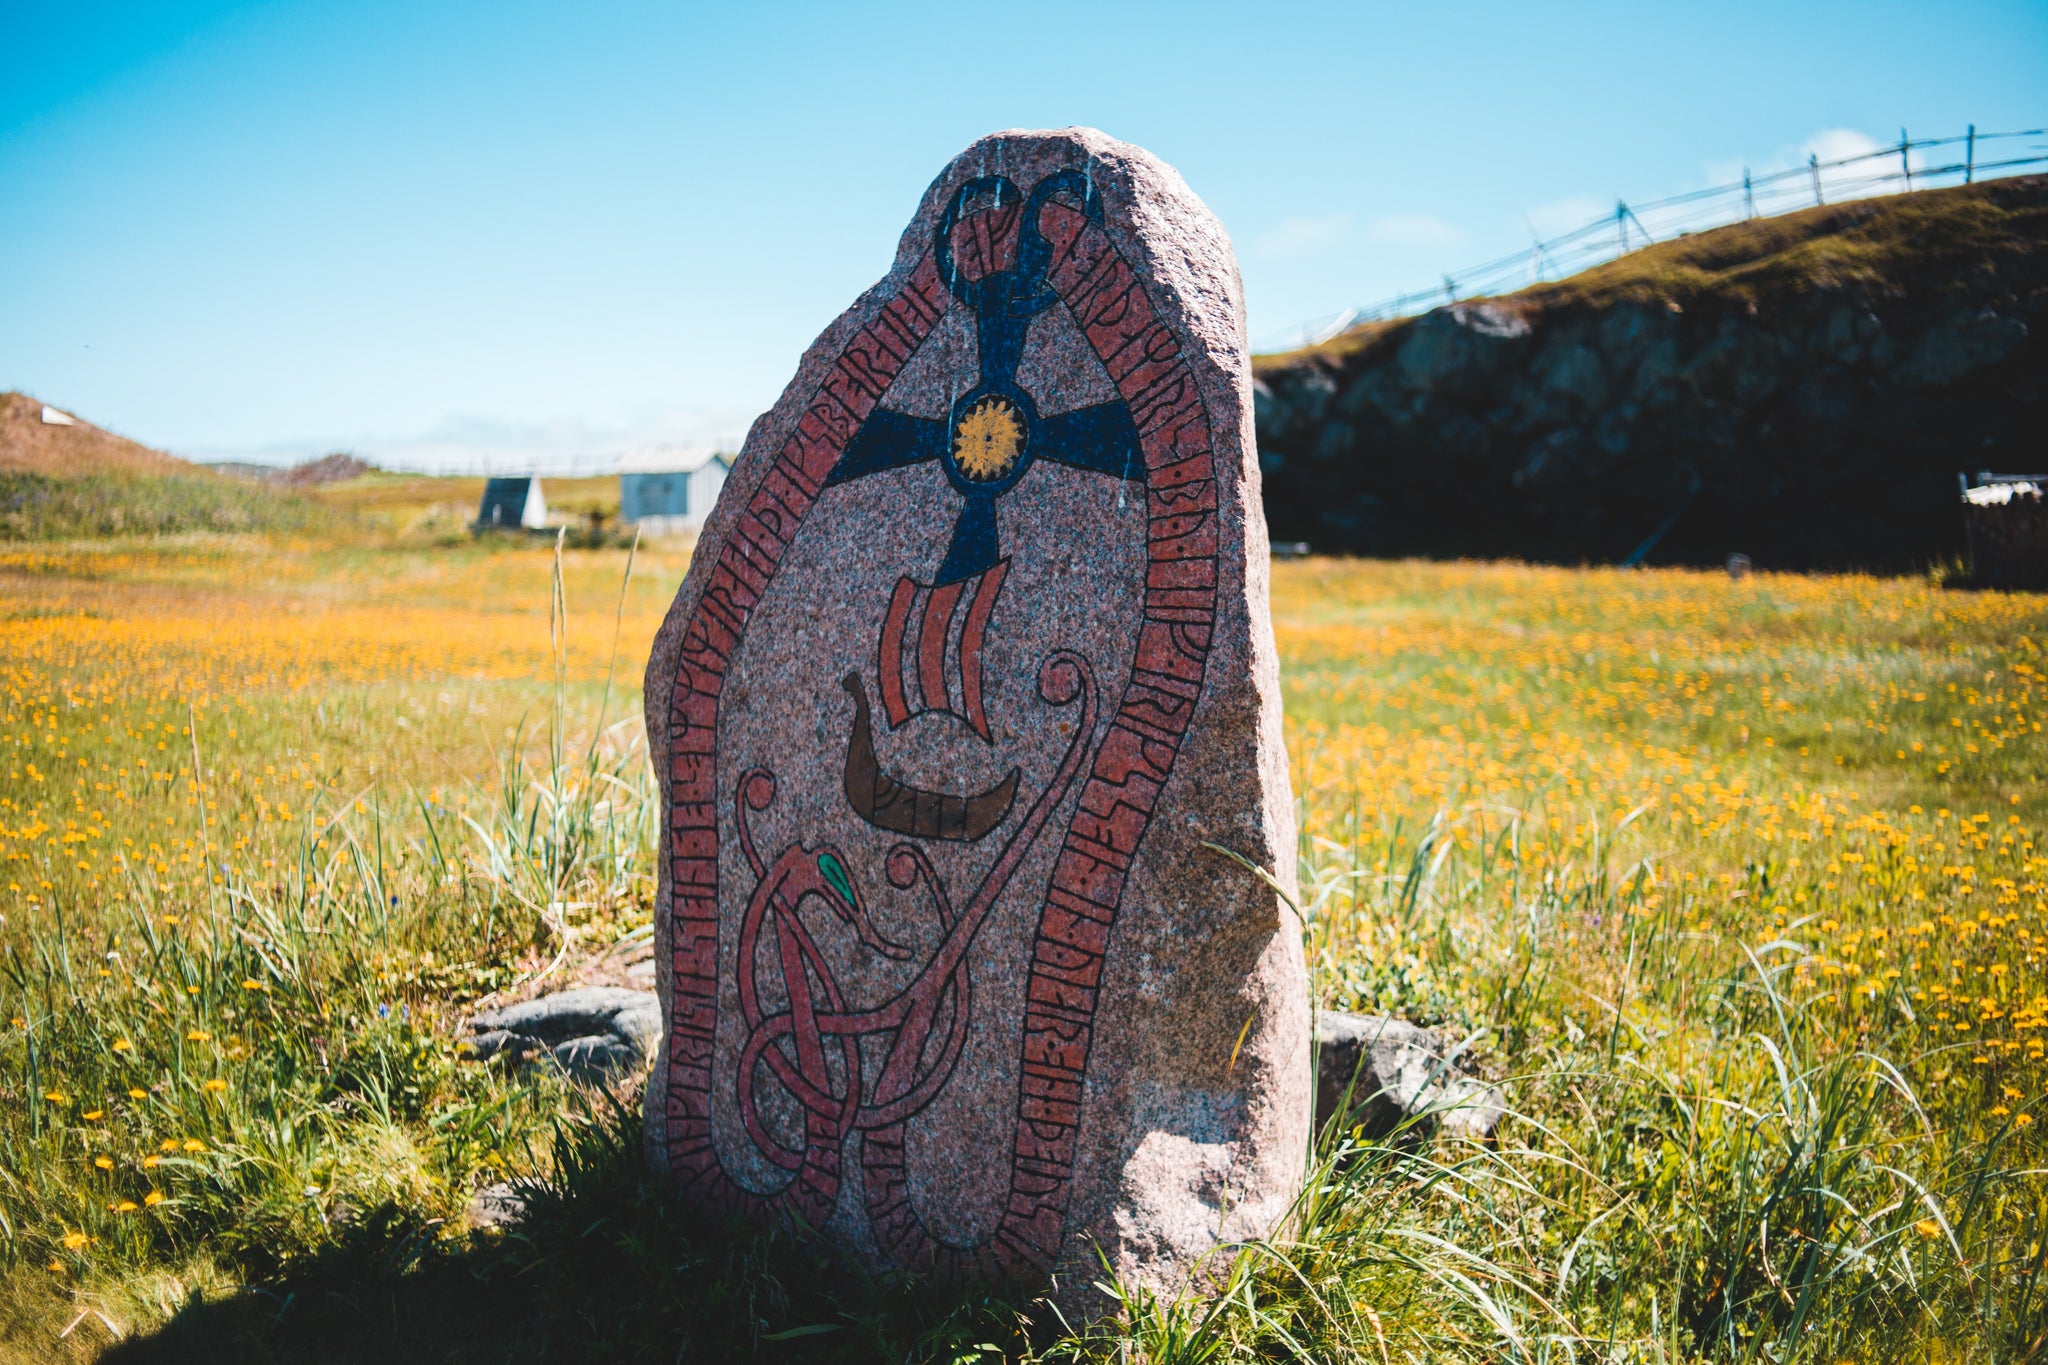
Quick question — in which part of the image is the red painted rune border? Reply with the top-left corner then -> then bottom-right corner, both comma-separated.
662,178 -> 1220,1281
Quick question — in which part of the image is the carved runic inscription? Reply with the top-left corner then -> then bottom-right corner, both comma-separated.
656,141 -> 1237,1286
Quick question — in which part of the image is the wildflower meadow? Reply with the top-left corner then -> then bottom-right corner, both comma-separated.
0,523 -> 2041,1361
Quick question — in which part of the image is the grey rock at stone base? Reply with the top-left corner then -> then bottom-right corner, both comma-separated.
461,986 -> 660,1082
466,1181 -> 529,1229
1314,1011 -> 1505,1145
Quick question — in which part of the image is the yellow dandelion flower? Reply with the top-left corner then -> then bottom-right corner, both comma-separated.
115,1200 -> 137,1214
204,1078 -> 227,1093
110,1038 -> 132,1052
142,1155 -> 159,1169
82,1110 -> 103,1121
143,1191 -> 164,1207
128,1088 -> 147,1099
186,1030 -> 210,1042
181,1139 -> 205,1152
43,1091 -> 66,1105
240,978 -> 265,991
2018,1114 -> 2036,1128
61,1231 -> 88,1251
92,1156 -> 113,1170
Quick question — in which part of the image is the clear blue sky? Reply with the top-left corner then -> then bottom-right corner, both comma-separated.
2,0 -> 2042,468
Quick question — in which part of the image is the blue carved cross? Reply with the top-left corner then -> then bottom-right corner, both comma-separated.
824,171 -> 1144,585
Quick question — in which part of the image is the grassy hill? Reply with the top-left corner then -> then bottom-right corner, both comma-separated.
0,393 -> 329,540
1253,174 -> 2048,569
0,392 -> 193,478
1259,173 -> 2048,369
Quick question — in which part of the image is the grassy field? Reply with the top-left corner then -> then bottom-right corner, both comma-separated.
300,472 -> 629,543
1,518 -> 2043,1361
1,391 -> 629,543
1,392 -> 336,542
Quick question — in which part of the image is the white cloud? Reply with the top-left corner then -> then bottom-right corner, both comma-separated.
1697,127 -> 1941,217
1256,212 -> 1352,258
1255,210 -> 1470,261
1516,128 -> 1926,253
1524,194 -> 1608,239
1806,128 -> 1940,200
1699,128 -> 1883,189
1363,213 -> 1465,248
187,405 -> 750,476
1800,127 -> 1889,165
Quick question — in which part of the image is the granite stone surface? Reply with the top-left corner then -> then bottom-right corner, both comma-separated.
642,127 -> 1307,1309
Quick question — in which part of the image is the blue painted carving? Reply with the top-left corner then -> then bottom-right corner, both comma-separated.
824,171 -> 1143,585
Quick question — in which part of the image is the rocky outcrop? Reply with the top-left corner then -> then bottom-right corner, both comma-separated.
1254,175 -> 2048,570
277,452 -> 375,487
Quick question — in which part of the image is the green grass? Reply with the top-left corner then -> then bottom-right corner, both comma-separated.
1,534 -> 2043,1361
1524,172 -> 2047,312
0,473 -> 332,542
1255,172 -> 2048,371
299,472 -> 629,546
0,460 -> 626,547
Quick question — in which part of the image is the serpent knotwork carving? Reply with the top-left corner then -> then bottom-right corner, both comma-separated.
732,653 -> 1096,1191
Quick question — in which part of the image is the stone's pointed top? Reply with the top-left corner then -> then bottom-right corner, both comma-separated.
900,126 -> 1241,312
643,131 -> 1304,1317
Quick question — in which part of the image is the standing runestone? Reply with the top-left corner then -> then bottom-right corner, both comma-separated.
642,126 -> 1308,1310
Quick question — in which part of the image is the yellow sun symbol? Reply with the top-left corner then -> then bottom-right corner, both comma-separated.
953,397 -> 1023,482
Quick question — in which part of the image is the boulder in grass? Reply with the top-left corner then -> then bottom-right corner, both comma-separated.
1313,1011 -> 1504,1146
462,986 -> 660,1081
466,1181 -> 529,1229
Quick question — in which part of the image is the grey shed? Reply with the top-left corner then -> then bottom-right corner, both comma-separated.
619,450 -> 731,535
476,477 -> 546,530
